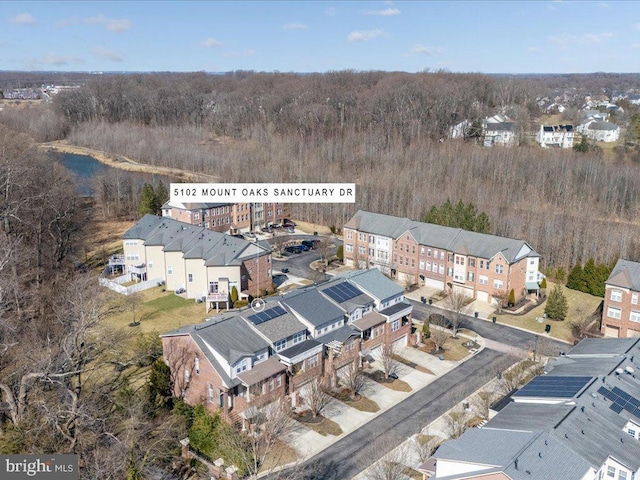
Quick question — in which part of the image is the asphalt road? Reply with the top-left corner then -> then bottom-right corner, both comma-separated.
285,349 -> 517,480
407,300 -> 568,356
271,234 -> 341,280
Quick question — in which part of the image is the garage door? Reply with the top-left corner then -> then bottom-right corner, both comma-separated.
628,329 -> 640,338
392,335 -> 408,349
476,291 -> 489,302
425,277 -> 445,290
452,285 -> 474,298
604,325 -> 620,338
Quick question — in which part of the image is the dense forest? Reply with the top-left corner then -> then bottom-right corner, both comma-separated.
2,71 -> 640,271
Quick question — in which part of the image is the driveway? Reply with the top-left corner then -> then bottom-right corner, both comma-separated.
279,349 -> 517,480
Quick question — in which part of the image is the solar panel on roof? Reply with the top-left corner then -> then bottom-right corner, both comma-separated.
610,403 -> 624,414
324,282 -> 363,303
598,386 -> 640,419
248,305 -> 286,325
514,376 -> 591,399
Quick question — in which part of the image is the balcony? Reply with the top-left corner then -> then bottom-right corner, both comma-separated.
128,264 -> 146,276
207,291 -> 228,302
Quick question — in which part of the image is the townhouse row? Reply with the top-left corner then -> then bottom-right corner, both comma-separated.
161,268 -> 413,426
343,210 -> 543,306
161,201 -> 290,234
122,214 -> 273,309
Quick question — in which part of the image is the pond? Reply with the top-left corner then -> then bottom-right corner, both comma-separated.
52,152 -> 170,196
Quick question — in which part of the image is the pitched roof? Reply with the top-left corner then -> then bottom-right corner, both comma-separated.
316,324 -> 360,344
237,356 -> 286,386
344,210 -> 538,264
122,214 -> 164,240
485,122 -> 514,132
243,307 -> 306,343
587,121 -> 618,131
281,288 -> 345,327
606,259 -> 640,291
316,278 -> 375,312
335,268 -> 404,303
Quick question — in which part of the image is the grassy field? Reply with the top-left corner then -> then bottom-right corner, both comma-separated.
495,282 -> 602,343
421,336 -> 471,361
105,287 -> 210,336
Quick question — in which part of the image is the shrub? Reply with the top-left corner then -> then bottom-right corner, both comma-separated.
508,289 -> 515,307
540,277 -> 547,289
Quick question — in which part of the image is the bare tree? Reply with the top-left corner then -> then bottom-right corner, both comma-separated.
162,339 -> 196,397
316,239 -> 333,267
429,315 -> 450,353
300,377 -> 330,419
444,290 -> 470,337
224,398 -> 295,480
472,390 -> 496,420
445,410 -> 469,439
362,437 -> 407,480
378,342 -> 398,380
492,290 -> 508,313
338,358 -> 366,400
411,431 -> 442,463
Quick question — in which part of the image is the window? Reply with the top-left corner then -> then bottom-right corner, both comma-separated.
275,339 -> 287,351
124,240 -> 138,246
411,259 -> 415,268
269,379 -> 275,391
440,251 -> 445,260
469,258 -> 475,268
493,279 -> 503,289
399,256 -> 403,264
391,319 -> 400,332
234,362 -> 248,374
427,248 -> 432,257
619,471 -> 627,480
495,264 -> 504,274
426,262 -> 431,271
194,212 -> 199,220
420,260 -> 425,270
421,247 -> 425,255
359,246 -> 366,255
632,293 -> 639,305
306,354 -> 318,370
468,272 -> 475,282
433,249 -> 438,258
276,375 -> 282,388
628,428 -> 637,438
188,273 -> 193,283
486,261 -> 491,270
194,356 -> 200,374
346,244 -> 353,253
611,290 -> 623,302
607,307 -> 622,319
447,267 -> 453,277
125,254 -> 139,261
480,260 -> 484,269
607,466 -> 615,478
479,275 -> 488,285
293,332 -> 305,344
345,340 -> 355,352
346,231 -> 353,240
448,253 -> 454,262
208,384 -> 214,403
369,248 -> 375,257
439,264 -> 445,274
369,236 -> 375,244
630,311 -> 640,323
167,265 -> 173,275
148,260 -> 153,268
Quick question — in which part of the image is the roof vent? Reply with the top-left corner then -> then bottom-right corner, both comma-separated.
581,406 -> 585,413
564,433 -> 568,439
626,366 -> 635,374
538,452 -> 542,458
616,368 -> 624,375
591,392 -> 597,398
514,459 -> 519,470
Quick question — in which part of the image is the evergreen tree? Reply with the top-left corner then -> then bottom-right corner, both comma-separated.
230,285 -> 239,304
508,289 -> 515,307
583,258 -> 599,296
138,183 -> 159,216
147,359 -> 173,411
336,245 -> 344,261
545,285 -> 568,321
540,277 -> 547,289
566,263 -> 586,292
155,180 -> 169,206
424,199 -> 490,233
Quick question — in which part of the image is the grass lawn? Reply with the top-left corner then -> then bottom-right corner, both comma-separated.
331,389 -> 380,412
294,413 -> 343,436
495,282 -> 602,343
103,287 -> 210,337
365,371 -> 412,392
259,440 -> 298,473
421,336 -> 471,361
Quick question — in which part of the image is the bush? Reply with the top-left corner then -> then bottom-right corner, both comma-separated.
422,321 -> 431,339
508,289 -> 515,307
336,245 -> 344,261
540,277 -> 547,289
230,286 -> 239,304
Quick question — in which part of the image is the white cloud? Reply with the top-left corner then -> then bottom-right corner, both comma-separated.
202,37 -> 222,48
283,23 -> 308,30
83,15 -> 132,32
92,47 -> 125,62
10,13 -> 36,25
547,32 -> 613,47
33,53 -> 84,66
410,45 -> 445,55
364,7 -> 400,16
325,7 -> 336,16
223,50 -> 255,58
347,29 -> 386,42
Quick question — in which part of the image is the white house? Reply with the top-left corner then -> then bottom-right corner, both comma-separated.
483,122 -> 516,147
536,124 -> 574,149
581,120 -> 620,142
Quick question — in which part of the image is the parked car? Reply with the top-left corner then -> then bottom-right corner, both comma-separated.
298,244 -> 310,251
285,227 -> 295,233
285,246 -> 302,254
261,226 -> 272,233
244,232 -> 256,238
302,239 -> 320,249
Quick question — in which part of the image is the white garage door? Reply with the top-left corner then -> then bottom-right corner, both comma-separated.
604,325 -> 620,338
392,335 -> 408,349
627,329 -> 640,338
452,285 -> 474,298
477,291 -> 489,302
425,277 -> 445,290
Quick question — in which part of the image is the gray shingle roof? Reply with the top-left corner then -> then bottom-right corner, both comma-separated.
484,403 -> 575,431
281,288 -> 345,327
316,278 -> 375,312
316,324 -> 360,344
485,122 -> 515,132
588,121 -> 618,131
122,214 -> 164,240
243,309 -> 306,344
192,316 -> 270,365
335,268 -> 404,303
344,210 -> 538,264
607,259 -> 640,291
378,300 -> 412,317
566,337 -> 639,357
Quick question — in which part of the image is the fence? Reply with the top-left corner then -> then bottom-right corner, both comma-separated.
98,275 -> 164,296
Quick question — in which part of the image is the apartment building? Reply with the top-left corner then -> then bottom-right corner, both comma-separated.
122,215 -> 272,307
602,259 -> 640,338
161,201 -> 290,233
343,210 -> 542,306
160,269 -> 412,425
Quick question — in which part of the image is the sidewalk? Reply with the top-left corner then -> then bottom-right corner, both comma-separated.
281,339 -> 485,461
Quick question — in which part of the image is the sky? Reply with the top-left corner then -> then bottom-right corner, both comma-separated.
2,1 -> 640,74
